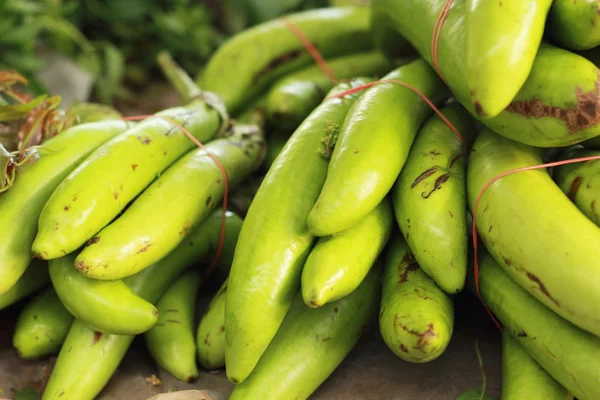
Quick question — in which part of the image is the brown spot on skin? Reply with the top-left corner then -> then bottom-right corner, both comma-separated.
131,164 -> 138,171
568,176 -> 582,201
448,211 -> 454,218
217,285 -> 228,298
414,288 -> 433,301
64,205 -> 70,212
137,243 -> 152,254
526,272 -> 560,307
72,195 -> 78,201
398,253 -> 419,284
517,331 -> 528,337
220,325 -> 225,332
204,333 -> 210,346
137,136 -> 152,145
474,102 -> 485,117
321,336 -> 332,342
489,225 -> 493,233
163,151 -> 168,156
429,150 -> 441,156
93,331 -> 102,344
400,344 -> 409,353
113,192 -> 119,200
506,73 -> 600,134
354,149 -> 359,154
216,179 -> 221,184
592,200 -> 597,215
206,196 -> 212,206
68,346 -> 72,353
414,323 -> 438,351
499,1 -> 502,6
449,152 -> 465,168
503,257 -> 512,266
412,166 -> 439,188
59,391 -> 64,397
309,300 -> 319,308
253,49 -> 305,84
86,237 -> 100,247
422,173 -> 451,198
334,307 -> 339,313
179,223 -> 192,236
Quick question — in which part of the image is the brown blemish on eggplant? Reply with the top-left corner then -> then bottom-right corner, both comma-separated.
449,152 -> 465,168
131,164 -> 138,171
568,176 -> 582,200
503,257 -> 512,266
448,211 -> 454,218
253,49 -> 304,84
137,135 -> 152,145
422,173 -> 451,198
59,391 -> 65,397
398,253 -> 419,283
517,331 -> 527,337
506,72 -> 600,134
220,325 -> 225,333
527,272 -> 560,306
64,205 -> 70,212
217,285 -> 228,298
93,331 -> 102,344
488,225 -> 493,233
32,251 -> 47,259
321,336 -> 332,342
429,150 -> 441,156
414,323 -> 438,351
206,196 -> 212,206
137,243 -> 152,253
113,192 -> 119,200
592,200 -> 597,216
179,222 -> 192,236
414,288 -> 434,301
72,195 -> 78,201
354,149 -> 359,154
163,151 -> 168,156
86,237 -> 100,247
474,102 -> 485,117
334,307 -> 339,313
412,166 -> 439,188
400,344 -> 409,353
204,333 -> 210,346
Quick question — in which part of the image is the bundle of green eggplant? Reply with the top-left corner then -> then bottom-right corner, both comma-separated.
1,2 -> 600,400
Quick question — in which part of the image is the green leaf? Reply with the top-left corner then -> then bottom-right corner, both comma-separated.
0,95 -> 46,122
12,387 -> 40,400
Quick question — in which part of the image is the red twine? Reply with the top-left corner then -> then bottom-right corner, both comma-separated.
283,15 -> 600,333
122,115 -> 229,281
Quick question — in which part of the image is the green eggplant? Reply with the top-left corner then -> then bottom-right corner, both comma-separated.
465,0 -> 552,118
475,249 -> 600,400
308,59 -> 448,236
0,260 -> 49,310
554,146 -> 600,226
379,235 -> 453,363
199,7 -> 375,114
392,103 -> 476,294
33,101 -> 221,260
0,120 -> 132,294
225,79 -> 370,384
467,129 -> 600,337
196,279 -> 228,370
372,0 -> 600,147
301,198 -> 392,308
75,126 -> 265,280
145,269 -> 202,382
549,0 -> 600,51
13,287 -> 73,359
229,265 -> 380,400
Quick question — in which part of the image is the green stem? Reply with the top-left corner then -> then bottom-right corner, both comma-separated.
157,51 -> 202,104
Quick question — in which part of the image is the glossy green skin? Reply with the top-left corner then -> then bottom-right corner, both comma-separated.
301,198 -> 392,307
379,235 -> 453,363
49,253 -> 158,335
229,266 -> 380,400
374,0 -> 600,147
196,279 -> 227,370
199,7 -> 374,114
13,288 -> 73,359
392,104 -> 476,294
263,134 -> 288,171
555,147 -> 600,226
145,269 -> 201,382
42,210 -> 243,400
308,59 -> 448,236
467,130 -> 600,337
477,250 -> 600,400
265,51 -> 394,131
583,135 -> 600,149
466,0 -> 552,118
0,120 -> 132,294
549,0 -> 600,51
0,260 -> 48,310
225,79 -> 369,384
33,101 -> 221,259
502,330 -> 568,400
75,131 -> 265,280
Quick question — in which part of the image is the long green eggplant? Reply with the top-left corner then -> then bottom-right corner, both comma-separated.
75,126 -> 264,280
199,7 -> 374,114
502,330 -> 569,400
301,198 -> 392,308
229,265 -> 380,400
467,129 -> 600,337
33,101 -> 221,259
196,279 -> 228,370
379,235 -> 453,363
475,249 -> 600,400
0,260 -> 49,310
392,103 -> 476,294
554,146 -> 600,226
145,269 -> 201,382
13,287 -> 73,359
42,210 -> 243,400
308,59 -> 448,236
225,79 -> 369,384
0,120 -> 132,294
549,0 -> 600,51
372,0 -> 600,147
49,253 -> 158,335
465,0 -> 552,118
265,51 -> 395,131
